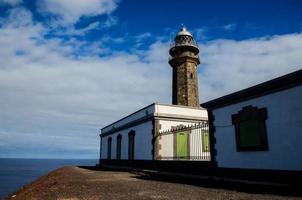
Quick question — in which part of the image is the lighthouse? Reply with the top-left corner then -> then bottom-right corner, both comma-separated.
169,26 -> 200,107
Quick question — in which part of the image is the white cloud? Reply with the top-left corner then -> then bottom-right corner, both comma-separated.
100,35 -> 126,44
134,32 -> 152,47
135,32 -> 152,41
0,7 -> 302,158
55,21 -> 101,36
0,0 -> 22,6
199,34 -> 302,102
103,15 -> 118,27
0,7 -> 170,158
192,27 -> 208,41
38,0 -> 118,25
222,23 -> 237,31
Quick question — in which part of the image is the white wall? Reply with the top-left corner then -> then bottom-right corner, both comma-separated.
213,85 -> 302,171
101,120 -> 153,160
100,102 -> 209,161
158,119 -> 209,160
156,103 -> 208,119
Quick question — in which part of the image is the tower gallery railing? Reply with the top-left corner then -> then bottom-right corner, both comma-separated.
155,122 -> 211,161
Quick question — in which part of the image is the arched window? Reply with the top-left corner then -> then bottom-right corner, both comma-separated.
128,130 -> 135,160
107,137 -> 112,160
116,134 -> 122,160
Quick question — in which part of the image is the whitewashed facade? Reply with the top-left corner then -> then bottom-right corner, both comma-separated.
202,70 -> 302,171
100,103 -> 208,161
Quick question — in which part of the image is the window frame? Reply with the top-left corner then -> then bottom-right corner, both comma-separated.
232,106 -> 269,152
107,137 -> 112,159
116,134 -> 122,160
128,130 -> 135,160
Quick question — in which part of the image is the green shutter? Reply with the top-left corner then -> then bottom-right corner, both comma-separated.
202,131 -> 209,152
176,131 -> 188,159
239,119 -> 261,147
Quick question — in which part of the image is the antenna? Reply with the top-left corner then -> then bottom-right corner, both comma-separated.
180,23 -> 186,30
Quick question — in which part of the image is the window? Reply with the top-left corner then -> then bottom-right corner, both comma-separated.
232,106 -> 268,151
128,130 -> 135,160
202,131 -> 210,152
116,134 -> 122,160
107,137 -> 112,159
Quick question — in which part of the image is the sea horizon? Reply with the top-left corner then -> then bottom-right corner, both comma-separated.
0,158 -> 98,199
0,157 -> 97,160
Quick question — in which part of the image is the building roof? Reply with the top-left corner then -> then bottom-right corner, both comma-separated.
201,69 -> 302,110
100,103 -> 207,136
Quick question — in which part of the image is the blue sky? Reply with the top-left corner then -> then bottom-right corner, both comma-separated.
0,0 -> 301,159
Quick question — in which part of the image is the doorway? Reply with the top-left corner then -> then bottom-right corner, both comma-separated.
176,131 -> 189,159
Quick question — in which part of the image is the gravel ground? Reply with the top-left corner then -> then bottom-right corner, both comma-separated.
5,166 -> 302,200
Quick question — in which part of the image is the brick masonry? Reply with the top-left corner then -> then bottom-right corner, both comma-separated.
170,56 -> 200,107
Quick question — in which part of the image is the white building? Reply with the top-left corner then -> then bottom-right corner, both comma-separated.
201,69 -> 302,171
100,103 -> 208,162
98,26 -> 302,183
99,26 -> 211,164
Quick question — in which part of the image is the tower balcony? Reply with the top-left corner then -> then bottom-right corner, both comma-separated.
169,43 -> 199,58
169,52 -> 199,61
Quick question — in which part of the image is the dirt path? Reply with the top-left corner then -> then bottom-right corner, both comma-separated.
5,166 -> 302,200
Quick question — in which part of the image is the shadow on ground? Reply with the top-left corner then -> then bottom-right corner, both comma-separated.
78,165 -> 302,197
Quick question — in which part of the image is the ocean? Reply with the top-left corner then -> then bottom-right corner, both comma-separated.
0,158 -> 98,199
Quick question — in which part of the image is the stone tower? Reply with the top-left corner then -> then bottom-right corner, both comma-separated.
169,26 -> 200,107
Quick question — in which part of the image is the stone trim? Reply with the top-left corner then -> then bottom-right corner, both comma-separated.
153,119 -> 161,160
208,110 -> 217,167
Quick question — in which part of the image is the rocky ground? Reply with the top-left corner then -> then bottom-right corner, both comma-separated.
5,166 -> 302,200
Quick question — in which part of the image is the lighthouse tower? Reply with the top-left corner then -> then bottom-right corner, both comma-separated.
169,26 -> 200,107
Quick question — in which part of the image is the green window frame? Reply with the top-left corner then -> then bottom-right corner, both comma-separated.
232,106 -> 268,151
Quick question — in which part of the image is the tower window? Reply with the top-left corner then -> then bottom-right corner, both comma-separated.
190,73 -> 193,79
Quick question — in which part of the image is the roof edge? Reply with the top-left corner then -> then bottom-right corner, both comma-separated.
100,102 -> 206,132
100,102 -> 156,131
201,69 -> 302,110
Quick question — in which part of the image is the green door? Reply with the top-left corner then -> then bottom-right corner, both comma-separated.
202,131 -> 210,152
176,131 -> 188,159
